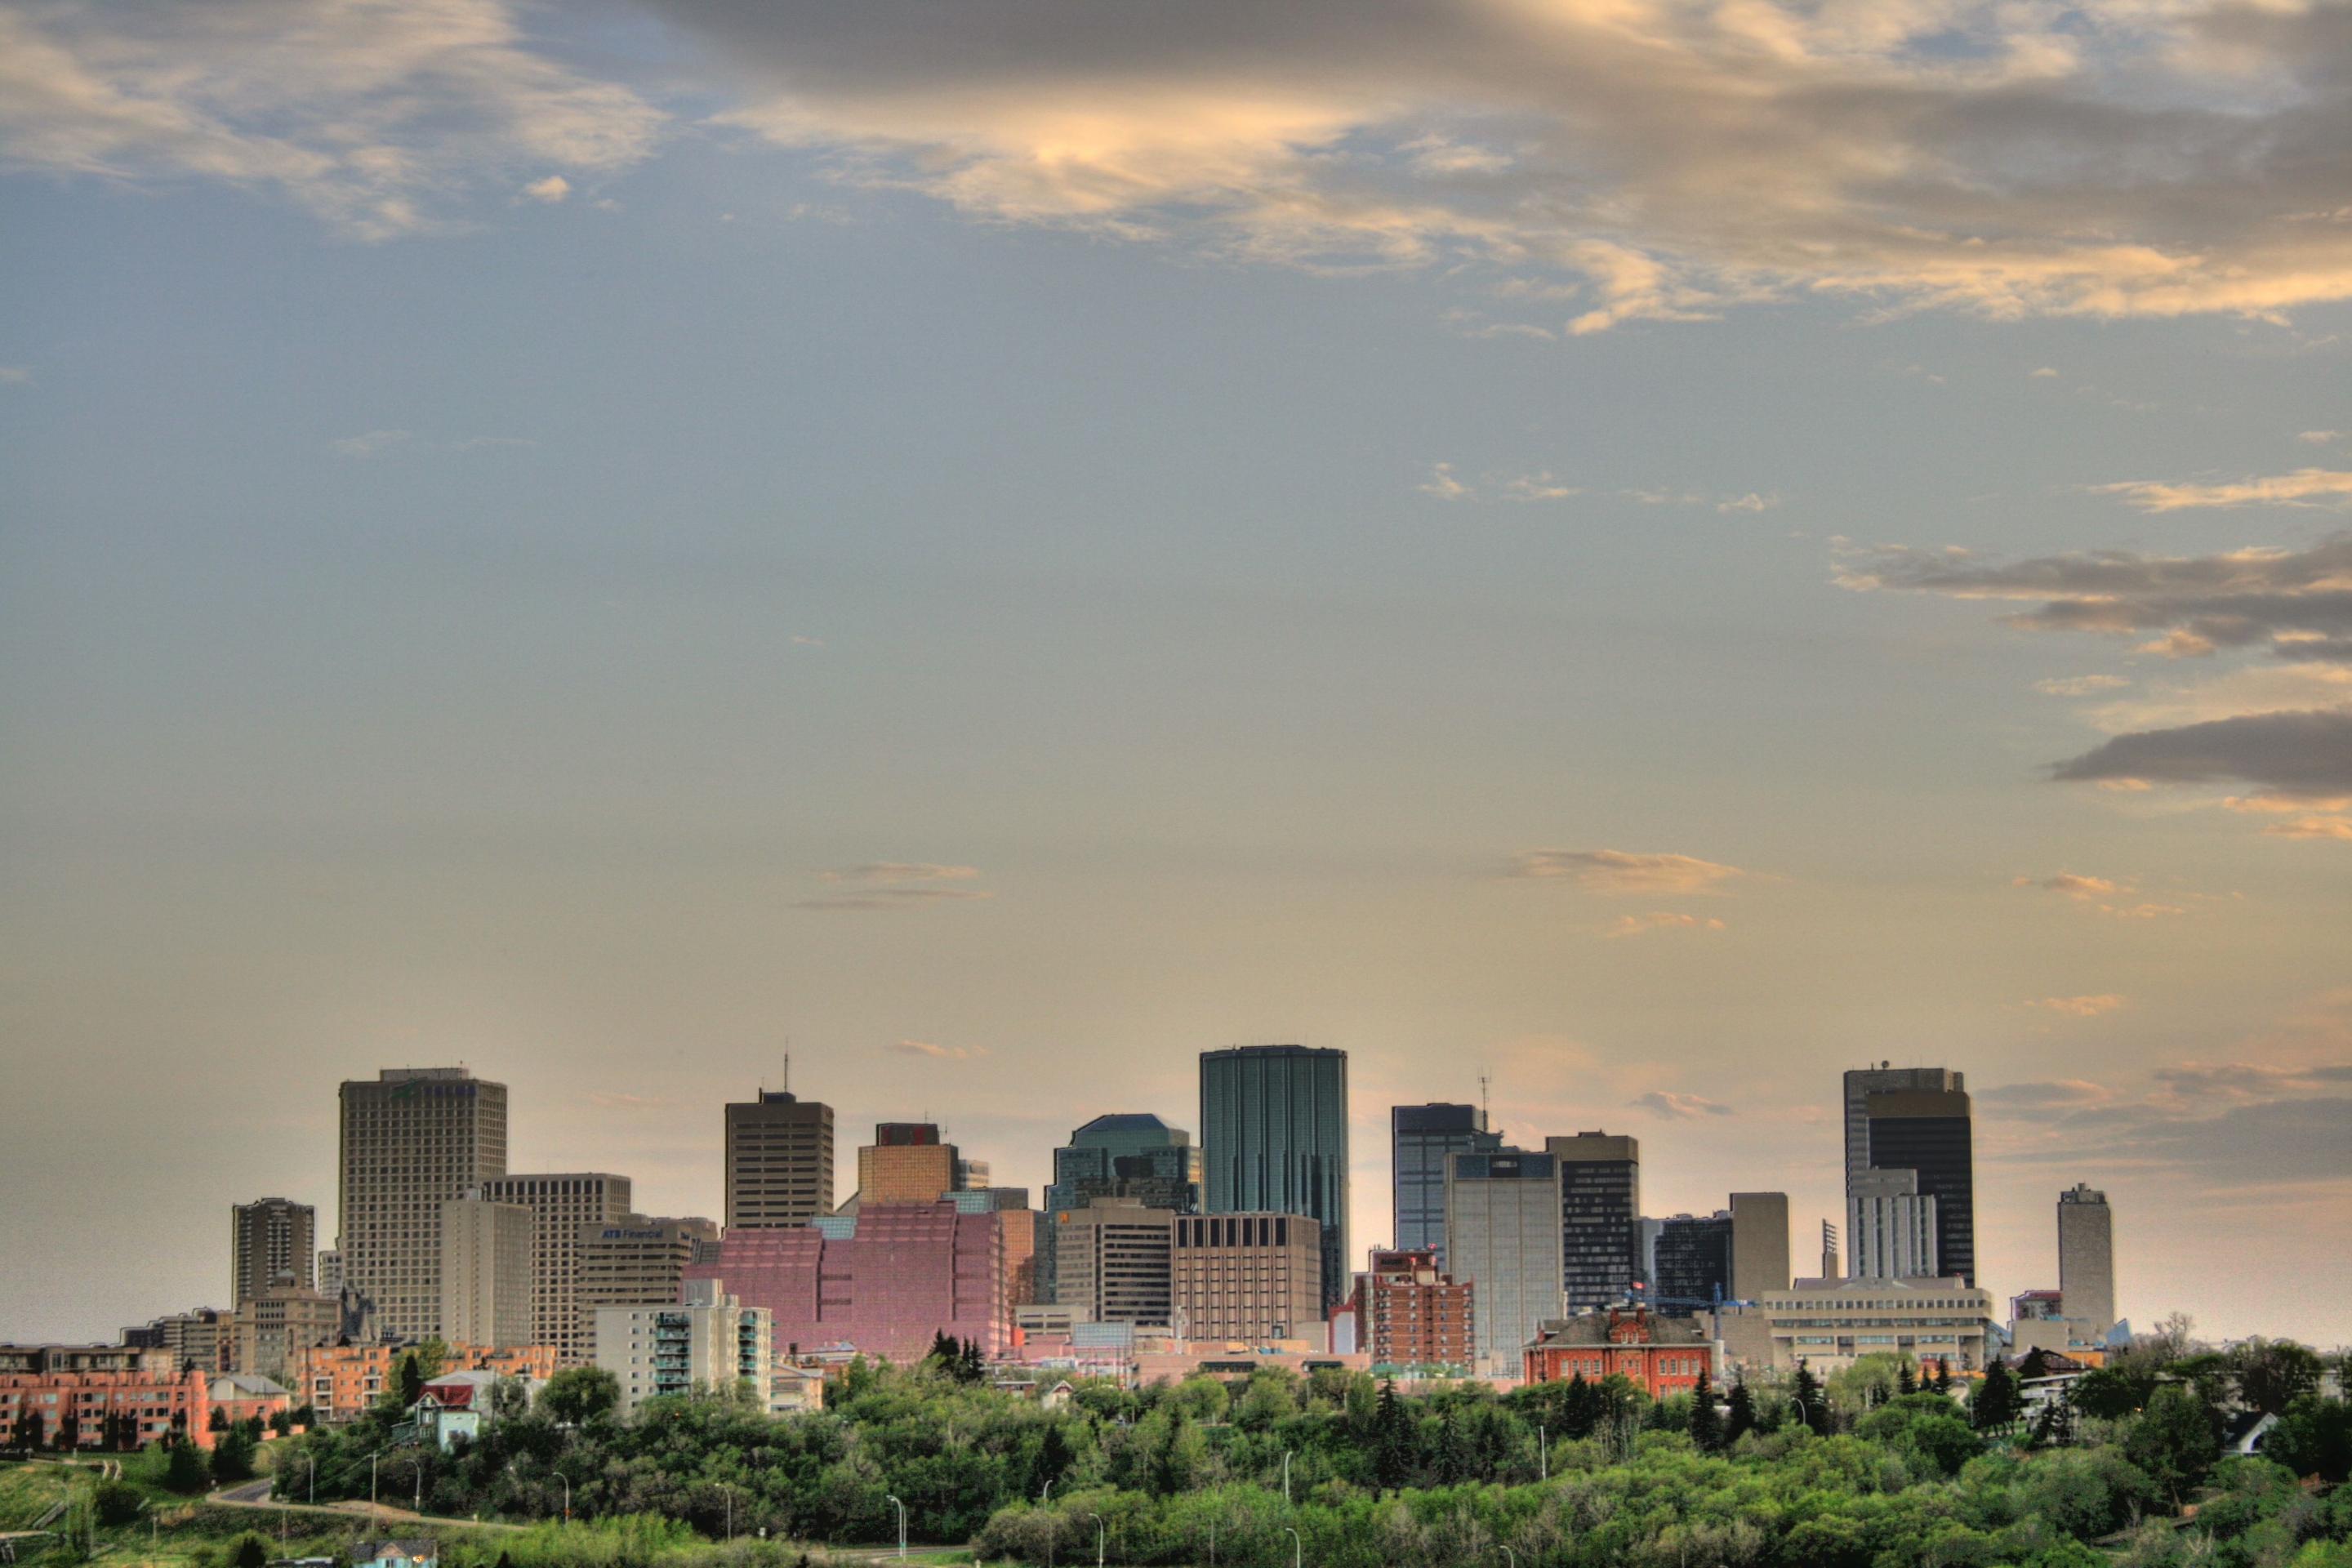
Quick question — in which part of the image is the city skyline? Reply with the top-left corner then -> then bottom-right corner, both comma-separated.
1,1044 -> 2324,1348
5,0 -> 2349,1359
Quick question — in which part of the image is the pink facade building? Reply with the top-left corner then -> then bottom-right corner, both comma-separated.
686,1201 -> 1013,1362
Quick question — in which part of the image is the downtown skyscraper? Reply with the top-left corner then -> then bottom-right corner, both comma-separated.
337,1067 -> 509,1342
1200,1045 -> 1349,1316
1391,1103 -> 1501,1271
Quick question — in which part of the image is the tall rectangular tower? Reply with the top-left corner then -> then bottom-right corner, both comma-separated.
1545,1131 -> 1642,1310
576,1214 -> 720,1356
1443,1148 -> 1563,1379
439,1195 -> 534,1348
1170,1213 -> 1322,1343
1863,1089 -> 1976,1285
2057,1183 -> 2114,1334
1846,1168 -> 1940,1278
477,1173 -> 634,1364
1728,1191 -> 1791,1299
337,1067 -> 509,1342
1054,1200 -> 1176,1326
724,1090 -> 835,1228
1200,1045 -> 1350,1316
1842,1066 -> 1965,1192
231,1199 -> 315,1307
1653,1212 -> 1734,1306
1390,1103 -> 1502,1270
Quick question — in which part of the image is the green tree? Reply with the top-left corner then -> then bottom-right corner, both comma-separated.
231,1533 -> 270,1568
2070,1365 -> 2148,1421
539,1365 -> 621,1425
1723,1376 -> 1756,1446
93,1481 -> 146,1526
1686,1391 -> 1722,1453
1792,1361 -> 1830,1435
1935,1358 -> 1954,1396
2123,1383 -> 2222,1503
1975,1361 -> 2020,1432
211,1417 -> 260,1481
2265,1394 -> 2352,1483
394,1350 -> 427,1409
164,1437 -> 212,1493
2232,1340 -> 2324,1416
1898,1359 -> 1918,1396
1373,1380 -> 1414,1494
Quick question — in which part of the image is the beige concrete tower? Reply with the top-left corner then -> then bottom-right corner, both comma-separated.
2057,1184 -> 2115,1335
337,1067 -> 509,1341
725,1089 -> 835,1227
440,1194 -> 535,1348
478,1174 -> 634,1364
231,1199 -> 315,1307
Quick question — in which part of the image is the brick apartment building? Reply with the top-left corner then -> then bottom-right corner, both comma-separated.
0,1350 -> 215,1450
1352,1249 -> 1475,1370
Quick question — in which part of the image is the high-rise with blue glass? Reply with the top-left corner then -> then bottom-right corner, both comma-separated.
1200,1045 -> 1349,1317
1391,1103 -> 1501,1271
1040,1113 -> 1201,1305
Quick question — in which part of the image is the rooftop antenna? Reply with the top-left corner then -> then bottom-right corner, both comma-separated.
1480,1070 -> 1490,1128
782,1042 -> 791,1094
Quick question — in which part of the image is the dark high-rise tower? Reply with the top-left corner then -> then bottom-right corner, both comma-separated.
1863,1088 -> 1976,1285
230,1198 -> 315,1307
726,1085 -> 835,1228
1545,1131 -> 1642,1310
1200,1045 -> 1349,1316
1391,1103 -> 1501,1270
1842,1065 -> 1965,1192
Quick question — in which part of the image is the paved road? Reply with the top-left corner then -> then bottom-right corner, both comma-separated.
203,1487 -> 524,1534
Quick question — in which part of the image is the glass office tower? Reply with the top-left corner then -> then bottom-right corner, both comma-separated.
1200,1045 -> 1349,1316
1391,1103 -> 1501,1270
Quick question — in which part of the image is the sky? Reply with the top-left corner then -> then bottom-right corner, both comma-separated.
2,0 -> 2348,1350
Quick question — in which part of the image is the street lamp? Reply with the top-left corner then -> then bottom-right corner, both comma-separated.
553,1472 -> 572,1523
304,1454 -> 314,1506
1088,1512 -> 1105,1568
1501,1548 -> 1517,1568
1282,1450 -> 1294,1504
1282,1526 -> 1303,1568
887,1494 -> 907,1561
1041,1479 -> 1053,1503
1538,1426 -> 1548,1481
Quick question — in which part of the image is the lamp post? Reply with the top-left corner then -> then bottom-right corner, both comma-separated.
1502,1548 -> 1517,1568
1041,1479 -> 1053,1503
1282,1450 -> 1294,1504
305,1454 -> 314,1506
1088,1512 -> 1104,1568
554,1472 -> 572,1523
1282,1526 -> 1303,1568
369,1451 -> 381,1531
887,1494 -> 907,1561
1538,1426 -> 1548,1481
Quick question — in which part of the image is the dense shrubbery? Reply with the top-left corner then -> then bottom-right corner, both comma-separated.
265,1336 -> 2352,1568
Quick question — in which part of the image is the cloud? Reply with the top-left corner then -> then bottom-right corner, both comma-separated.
332,430 -> 412,457
2025,873 -> 2120,898
1514,849 -> 1747,893
522,173 -> 570,202
1606,911 -> 1727,937
2030,368 -> 2061,378
585,1091 -> 680,1108
2264,813 -> 2352,838
797,861 -> 991,909
2051,709 -> 2352,799
2298,431 -> 2345,445
1419,464 -> 1578,501
880,1039 -> 987,1059
1836,534 -> 2352,665
2093,470 -> 2352,511
452,434 -> 536,450
2024,994 -> 2127,1017
2035,675 -> 2131,697
1980,1079 -> 2114,1108
0,0 -> 662,239
646,0 -> 2352,329
1631,1089 -> 1734,1119
820,862 -> 982,884
0,364 -> 31,384
789,634 -> 825,647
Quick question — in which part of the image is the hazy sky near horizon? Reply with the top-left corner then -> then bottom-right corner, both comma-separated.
2,0 -> 2348,1348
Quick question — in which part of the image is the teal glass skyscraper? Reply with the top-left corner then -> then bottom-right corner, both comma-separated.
1200,1045 -> 1349,1317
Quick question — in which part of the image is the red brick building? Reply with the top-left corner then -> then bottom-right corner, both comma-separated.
1523,1306 -> 1713,1396
1353,1250 -> 1475,1371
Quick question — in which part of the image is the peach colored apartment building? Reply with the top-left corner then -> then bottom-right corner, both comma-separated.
0,1364 -> 215,1450
292,1342 -> 558,1424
